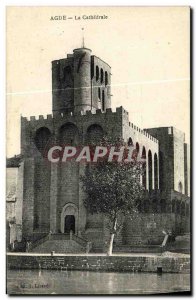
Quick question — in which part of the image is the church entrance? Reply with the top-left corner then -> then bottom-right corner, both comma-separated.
64,215 -> 75,234
61,203 -> 78,234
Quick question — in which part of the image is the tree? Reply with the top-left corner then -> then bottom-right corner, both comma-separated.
80,138 -> 144,255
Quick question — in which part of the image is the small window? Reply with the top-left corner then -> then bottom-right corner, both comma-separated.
142,146 -> 146,159
63,66 -> 72,81
102,90 -> 105,111
98,88 -> 101,100
128,137 -> 133,146
100,68 -> 104,83
96,66 -> 99,81
136,142 -> 139,153
105,71 -> 108,86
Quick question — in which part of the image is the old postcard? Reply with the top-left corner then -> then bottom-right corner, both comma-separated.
6,6 -> 191,295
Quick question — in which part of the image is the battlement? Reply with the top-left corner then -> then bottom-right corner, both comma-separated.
129,122 -> 159,143
21,114 -> 53,122
21,106 -> 129,122
129,122 -> 158,144
21,106 -> 158,144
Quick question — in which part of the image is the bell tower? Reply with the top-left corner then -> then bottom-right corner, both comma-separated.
51,47 -> 111,115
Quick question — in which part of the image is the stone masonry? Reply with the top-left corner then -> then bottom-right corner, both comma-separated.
18,46 -> 190,252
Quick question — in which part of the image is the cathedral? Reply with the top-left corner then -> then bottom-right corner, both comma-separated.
13,46 -> 190,252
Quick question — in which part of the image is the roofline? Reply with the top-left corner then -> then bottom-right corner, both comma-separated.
92,55 -> 111,68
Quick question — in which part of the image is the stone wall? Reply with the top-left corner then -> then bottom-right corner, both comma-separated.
184,143 -> 190,197
22,158 -> 35,237
173,128 -> 185,194
146,127 -> 174,192
85,213 -> 104,251
7,254 -> 190,273
122,213 -> 175,245
34,158 -> 51,231
146,126 -> 188,197
52,56 -> 74,114
20,106 -> 134,240
20,107 -> 190,245
16,163 -> 24,225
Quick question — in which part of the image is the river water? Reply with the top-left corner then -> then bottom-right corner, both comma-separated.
7,269 -> 190,295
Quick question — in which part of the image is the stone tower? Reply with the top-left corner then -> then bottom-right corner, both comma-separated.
52,47 -> 111,115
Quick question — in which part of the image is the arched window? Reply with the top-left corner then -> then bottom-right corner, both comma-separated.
63,66 -> 72,81
100,68 -> 104,83
148,150 -> 152,191
133,142 -> 140,161
142,146 -> 146,159
159,151 -> 164,191
105,71 -> 108,86
102,90 -> 105,111
154,153 -> 158,189
59,122 -> 79,145
128,137 -> 133,146
98,87 -> 101,100
142,147 -> 146,188
86,124 -> 104,144
136,142 -> 140,154
96,66 -> 99,81
178,181 -> 183,193
34,127 -> 52,156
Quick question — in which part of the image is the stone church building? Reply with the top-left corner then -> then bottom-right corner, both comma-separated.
16,46 -> 190,252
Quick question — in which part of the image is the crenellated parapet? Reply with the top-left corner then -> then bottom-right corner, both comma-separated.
22,106 -> 127,124
21,105 -> 159,160
21,106 -> 159,142
129,122 -> 158,144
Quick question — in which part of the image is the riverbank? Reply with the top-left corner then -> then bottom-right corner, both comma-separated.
7,252 -> 190,273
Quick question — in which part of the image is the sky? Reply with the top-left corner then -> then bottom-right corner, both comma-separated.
6,6 -> 190,157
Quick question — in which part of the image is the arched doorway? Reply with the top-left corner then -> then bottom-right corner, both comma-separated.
64,215 -> 75,233
61,203 -> 78,234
